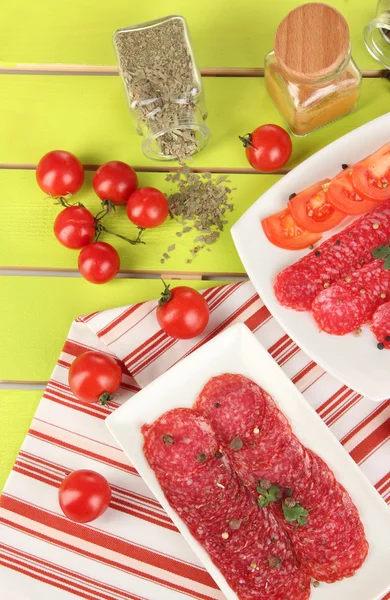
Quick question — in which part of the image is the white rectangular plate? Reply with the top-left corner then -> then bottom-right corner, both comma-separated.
106,323 -> 390,600
232,113 -> 390,401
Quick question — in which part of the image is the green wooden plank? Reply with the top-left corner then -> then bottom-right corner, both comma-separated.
0,0 -> 379,69
0,390 -> 42,493
0,170 -> 280,272
0,277 -> 228,382
0,76 -> 387,168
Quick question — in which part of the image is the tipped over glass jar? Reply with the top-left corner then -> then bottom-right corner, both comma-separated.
364,0 -> 390,68
114,15 -> 210,163
264,3 -> 362,137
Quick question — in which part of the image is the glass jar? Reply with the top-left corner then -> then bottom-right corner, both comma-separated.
364,0 -> 390,68
113,15 -> 210,163
264,3 -> 362,137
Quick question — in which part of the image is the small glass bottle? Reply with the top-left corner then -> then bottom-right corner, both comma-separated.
114,15 -> 210,162
264,3 -> 362,137
364,0 -> 390,68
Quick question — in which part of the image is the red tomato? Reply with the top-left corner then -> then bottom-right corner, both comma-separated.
36,150 -> 84,197
54,206 -> 96,249
262,208 -> 322,250
327,169 -> 379,215
78,242 -> 120,284
93,161 -> 138,205
240,125 -> 292,172
59,470 -> 111,523
68,350 -> 122,404
352,143 -> 390,202
127,187 -> 169,228
288,179 -> 346,233
156,284 -> 209,339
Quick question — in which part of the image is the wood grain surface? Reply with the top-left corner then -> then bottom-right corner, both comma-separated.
0,0 -> 380,69
0,76 -> 388,168
0,277 -> 226,382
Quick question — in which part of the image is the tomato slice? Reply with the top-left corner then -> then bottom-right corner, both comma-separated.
262,208 -> 322,250
352,142 -> 390,202
287,179 -> 346,233
327,169 -> 379,214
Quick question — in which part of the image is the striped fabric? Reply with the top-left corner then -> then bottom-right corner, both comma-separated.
0,281 -> 389,600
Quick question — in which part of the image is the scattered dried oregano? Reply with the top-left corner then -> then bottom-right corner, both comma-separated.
114,16 -> 207,163
163,168 -> 235,261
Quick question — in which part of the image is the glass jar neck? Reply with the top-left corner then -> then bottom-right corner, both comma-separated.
278,46 -> 352,84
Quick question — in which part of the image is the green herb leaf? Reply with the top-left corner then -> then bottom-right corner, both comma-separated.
282,501 -> 309,526
257,484 -> 281,507
384,255 -> 390,270
372,245 -> 390,260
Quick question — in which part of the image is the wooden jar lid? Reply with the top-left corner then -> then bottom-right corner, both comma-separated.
274,2 -> 350,80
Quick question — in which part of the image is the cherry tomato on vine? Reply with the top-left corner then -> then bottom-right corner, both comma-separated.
127,187 -> 169,228
68,350 -> 122,405
240,125 -> 292,172
59,469 -> 111,523
36,150 -> 84,196
54,206 -> 96,249
78,242 -> 120,284
93,161 -> 138,205
156,282 -> 209,340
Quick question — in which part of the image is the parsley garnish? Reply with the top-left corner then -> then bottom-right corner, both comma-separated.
257,482 -> 309,526
372,245 -> 390,270
257,484 -> 281,507
282,501 -> 309,526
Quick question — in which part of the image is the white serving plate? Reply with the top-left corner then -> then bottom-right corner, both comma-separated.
106,323 -> 390,600
232,113 -> 390,402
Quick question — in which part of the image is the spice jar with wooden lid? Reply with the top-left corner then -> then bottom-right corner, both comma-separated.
264,3 -> 362,136
114,15 -> 210,163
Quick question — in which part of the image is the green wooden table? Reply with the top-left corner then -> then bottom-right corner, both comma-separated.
0,0 -> 388,492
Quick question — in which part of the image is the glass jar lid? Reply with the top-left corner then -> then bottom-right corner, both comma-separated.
274,2 -> 351,80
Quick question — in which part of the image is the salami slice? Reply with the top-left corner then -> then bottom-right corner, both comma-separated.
141,408 -> 218,480
195,375 -> 311,489
274,451 -> 369,582
143,408 -> 311,600
194,373 -> 268,441
371,301 -> 390,348
194,375 -> 368,583
274,199 -> 390,311
312,259 -> 390,335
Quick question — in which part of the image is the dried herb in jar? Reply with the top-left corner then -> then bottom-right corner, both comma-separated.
115,17 -> 207,163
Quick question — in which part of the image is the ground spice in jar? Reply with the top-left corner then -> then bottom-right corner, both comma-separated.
160,168 -> 235,263
265,3 -> 361,136
114,17 -> 208,163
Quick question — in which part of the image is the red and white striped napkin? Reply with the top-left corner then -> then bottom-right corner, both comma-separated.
0,281 -> 389,600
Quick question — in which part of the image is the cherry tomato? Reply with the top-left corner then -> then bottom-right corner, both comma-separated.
156,283 -> 209,340
288,179 -> 346,233
352,143 -> 390,202
78,242 -> 120,284
93,161 -> 138,205
262,208 -> 322,250
127,187 -> 169,228
59,469 -> 111,523
240,125 -> 292,172
68,350 -> 122,404
36,150 -> 84,197
327,169 -> 378,215
53,206 -> 96,249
